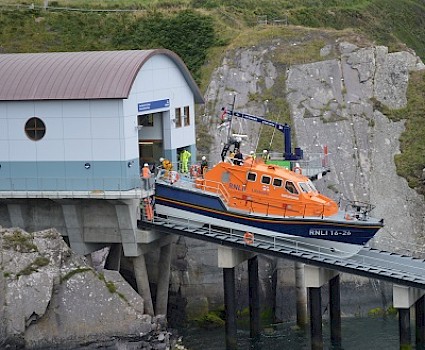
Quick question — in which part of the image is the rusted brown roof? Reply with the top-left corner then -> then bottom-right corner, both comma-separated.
0,49 -> 204,103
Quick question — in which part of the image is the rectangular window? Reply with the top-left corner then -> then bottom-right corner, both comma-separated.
247,172 -> 257,182
138,114 -> 154,127
273,178 -> 283,187
261,175 -> 271,185
184,106 -> 190,126
175,108 -> 182,128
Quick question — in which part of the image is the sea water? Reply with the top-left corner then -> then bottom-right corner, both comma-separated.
180,317 -> 401,350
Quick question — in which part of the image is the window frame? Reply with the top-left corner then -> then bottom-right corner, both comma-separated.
184,106 -> 190,126
261,175 -> 271,185
247,172 -> 257,182
285,181 -> 299,195
174,108 -> 182,128
272,177 -> 283,187
25,117 -> 46,141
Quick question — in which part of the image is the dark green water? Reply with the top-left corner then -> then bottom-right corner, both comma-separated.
180,317 -> 401,350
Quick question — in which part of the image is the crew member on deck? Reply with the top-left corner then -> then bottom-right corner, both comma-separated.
142,163 -> 151,190
201,156 -> 208,177
233,149 -> 243,166
262,149 -> 270,163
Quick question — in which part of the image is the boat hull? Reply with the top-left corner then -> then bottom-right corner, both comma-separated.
154,183 -> 382,258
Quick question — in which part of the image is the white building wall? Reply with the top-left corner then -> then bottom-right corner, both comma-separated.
124,54 -> 196,152
0,100 -> 127,161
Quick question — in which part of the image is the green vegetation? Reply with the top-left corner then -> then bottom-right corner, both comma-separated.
367,305 -> 398,318
193,309 -> 225,329
60,267 -> 92,283
3,230 -> 38,253
17,255 -> 50,278
0,0 -> 424,195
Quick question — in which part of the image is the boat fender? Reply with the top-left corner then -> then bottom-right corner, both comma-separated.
293,166 -> 302,174
168,171 -> 180,184
344,213 -> 353,220
244,232 -> 254,245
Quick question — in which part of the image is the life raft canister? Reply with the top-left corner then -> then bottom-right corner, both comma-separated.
190,164 -> 201,178
168,170 -> 180,184
244,232 -> 254,245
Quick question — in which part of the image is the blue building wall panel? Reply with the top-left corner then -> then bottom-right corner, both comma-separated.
0,159 -> 141,191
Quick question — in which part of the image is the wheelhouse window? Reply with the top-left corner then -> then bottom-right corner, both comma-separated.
285,181 -> 298,194
184,106 -> 190,126
174,108 -> 182,128
299,182 -> 311,193
247,172 -> 257,182
273,178 -> 283,187
261,175 -> 271,185
307,179 -> 318,193
25,117 -> 46,141
138,114 -> 154,127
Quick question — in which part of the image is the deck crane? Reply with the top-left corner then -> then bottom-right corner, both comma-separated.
220,108 -> 303,161
220,107 -> 329,180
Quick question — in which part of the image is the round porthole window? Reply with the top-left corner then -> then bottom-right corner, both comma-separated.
25,117 -> 46,141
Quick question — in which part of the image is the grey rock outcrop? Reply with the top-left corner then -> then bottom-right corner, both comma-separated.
0,227 -> 172,349
286,42 -> 425,254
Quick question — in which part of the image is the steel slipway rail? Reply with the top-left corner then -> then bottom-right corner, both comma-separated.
141,215 -> 425,289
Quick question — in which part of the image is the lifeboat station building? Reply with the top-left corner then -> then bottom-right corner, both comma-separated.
0,50 -> 203,266
0,49 -> 203,192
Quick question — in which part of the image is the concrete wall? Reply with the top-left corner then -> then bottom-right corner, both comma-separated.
0,198 -> 144,256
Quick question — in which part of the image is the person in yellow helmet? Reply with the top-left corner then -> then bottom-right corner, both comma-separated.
180,149 -> 191,173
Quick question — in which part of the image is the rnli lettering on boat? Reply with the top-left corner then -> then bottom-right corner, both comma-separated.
229,183 -> 243,191
252,188 -> 269,195
309,229 -> 352,236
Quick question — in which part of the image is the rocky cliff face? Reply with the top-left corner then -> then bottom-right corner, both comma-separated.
0,227 -> 172,349
169,37 -> 425,322
286,43 -> 425,254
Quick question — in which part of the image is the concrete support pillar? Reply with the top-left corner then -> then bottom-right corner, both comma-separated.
115,200 -> 141,257
399,308 -> 411,349
7,204 -> 25,229
217,246 -> 255,268
393,285 -> 425,350
133,254 -> 154,316
416,296 -> 425,349
248,256 -> 260,338
329,275 -> 341,349
309,287 -> 323,350
304,265 -> 339,350
105,244 -> 122,271
155,243 -> 172,316
218,246 -> 255,349
62,204 -> 98,255
295,262 -> 308,328
224,267 -> 237,350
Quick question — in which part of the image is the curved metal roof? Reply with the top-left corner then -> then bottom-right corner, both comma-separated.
0,49 -> 204,103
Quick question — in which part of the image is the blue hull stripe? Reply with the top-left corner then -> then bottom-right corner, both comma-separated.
155,184 -> 381,245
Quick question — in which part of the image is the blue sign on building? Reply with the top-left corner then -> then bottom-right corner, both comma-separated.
138,99 -> 170,112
